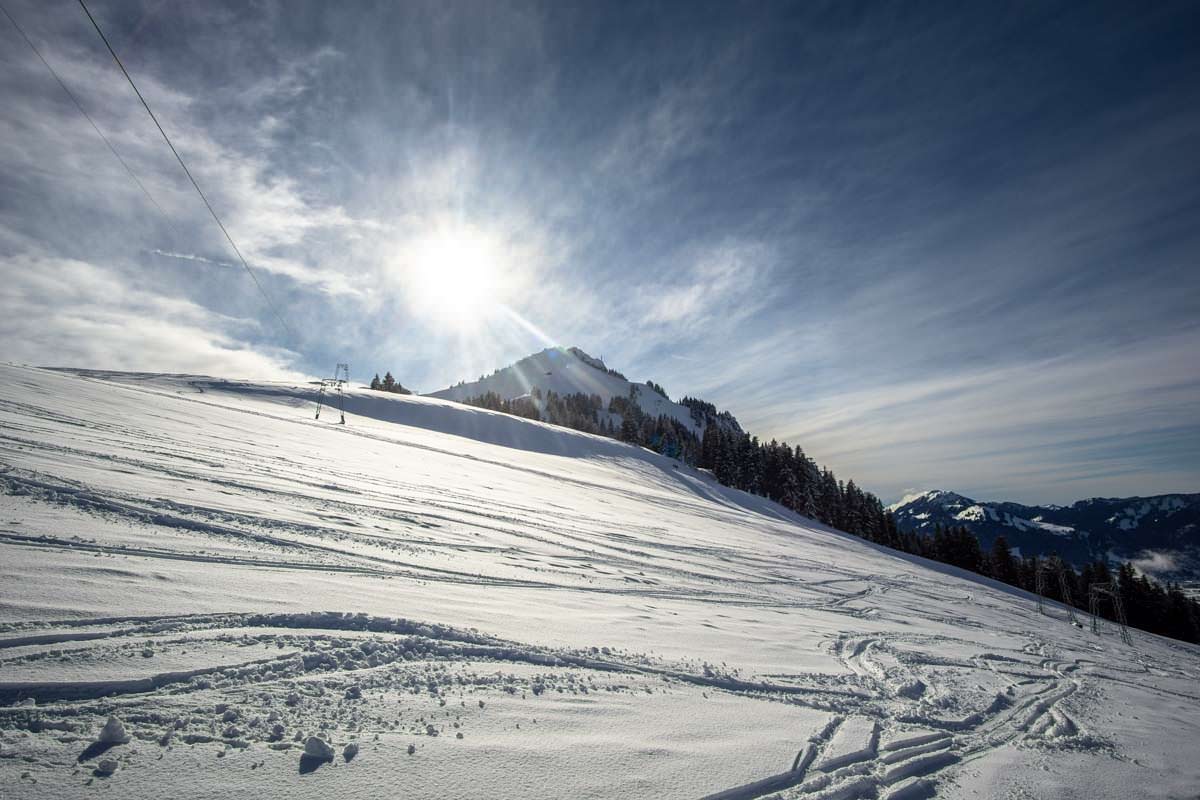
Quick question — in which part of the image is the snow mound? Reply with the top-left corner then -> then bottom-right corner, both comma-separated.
97,716 -> 131,744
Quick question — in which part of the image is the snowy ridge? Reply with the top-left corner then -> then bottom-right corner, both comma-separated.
1105,496 -> 1188,530
886,490 -> 973,514
1,365 -> 1199,799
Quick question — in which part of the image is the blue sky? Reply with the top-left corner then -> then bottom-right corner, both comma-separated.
2,0 -> 1198,505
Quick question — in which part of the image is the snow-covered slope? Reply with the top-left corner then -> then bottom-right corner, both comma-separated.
2,365 -> 1199,799
428,346 -> 738,436
889,489 -> 1200,586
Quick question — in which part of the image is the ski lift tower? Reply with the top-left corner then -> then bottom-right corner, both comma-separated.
1035,557 -> 1079,624
1088,582 -> 1133,646
315,363 -> 349,424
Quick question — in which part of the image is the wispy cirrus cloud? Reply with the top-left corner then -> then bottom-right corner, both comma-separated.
643,242 -> 772,329
148,249 -> 237,269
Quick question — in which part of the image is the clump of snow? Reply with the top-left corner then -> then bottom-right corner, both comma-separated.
97,716 -> 131,744
96,758 -> 120,775
343,742 -> 359,762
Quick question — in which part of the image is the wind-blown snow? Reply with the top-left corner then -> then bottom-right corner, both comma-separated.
1,365 -> 1198,799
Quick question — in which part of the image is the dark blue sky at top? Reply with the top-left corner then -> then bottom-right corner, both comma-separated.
1,0 -> 1198,504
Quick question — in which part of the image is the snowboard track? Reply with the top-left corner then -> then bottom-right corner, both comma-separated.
0,610 -> 1114,799
695,627 -> 1114,799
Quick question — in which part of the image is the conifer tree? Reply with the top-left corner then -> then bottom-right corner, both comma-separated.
619,415 -> 641,444
989,535 -> 1017,584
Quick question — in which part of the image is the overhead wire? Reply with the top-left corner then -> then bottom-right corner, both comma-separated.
0,0 -> 175,225
76,0 -> 297,344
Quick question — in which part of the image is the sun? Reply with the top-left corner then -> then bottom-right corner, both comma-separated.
405,226 -> 505,331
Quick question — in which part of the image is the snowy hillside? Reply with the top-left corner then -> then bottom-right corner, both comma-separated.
428,346 -> 739,436
889,489 -> 1200,587
2,365 -> 1199,799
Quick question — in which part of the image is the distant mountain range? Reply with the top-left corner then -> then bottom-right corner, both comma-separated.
889,489 -> 1200,586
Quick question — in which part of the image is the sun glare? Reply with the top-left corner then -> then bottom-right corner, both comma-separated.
406,227 -> 504,331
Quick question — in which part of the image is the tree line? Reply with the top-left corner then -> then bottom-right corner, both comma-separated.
898,526 -> 1200,643
368,372 -> 412,395
459,390 -> 540,421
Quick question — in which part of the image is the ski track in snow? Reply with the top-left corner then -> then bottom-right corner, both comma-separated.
2,365 -> 1200,799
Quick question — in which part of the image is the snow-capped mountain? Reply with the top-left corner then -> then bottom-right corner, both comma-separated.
889,489 -> 1200,583
428,346 -> 741,435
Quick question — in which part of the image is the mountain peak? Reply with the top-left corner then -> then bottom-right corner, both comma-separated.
427,347 -> 739,436
886,489 -> 971,512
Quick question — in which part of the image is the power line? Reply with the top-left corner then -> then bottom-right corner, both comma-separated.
0,0 -> 174,225
76,0 -> 296,344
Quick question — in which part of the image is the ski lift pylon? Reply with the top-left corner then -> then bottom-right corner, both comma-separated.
315,362 -> 349,424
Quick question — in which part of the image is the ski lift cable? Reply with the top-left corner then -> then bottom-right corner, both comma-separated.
76,0 -> 297,345
0,0 -> 179,229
